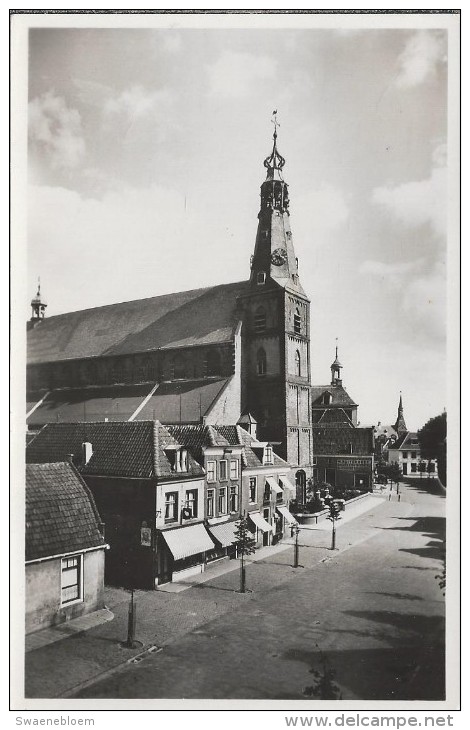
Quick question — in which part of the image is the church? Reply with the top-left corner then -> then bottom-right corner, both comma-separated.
26,122 -> 360,490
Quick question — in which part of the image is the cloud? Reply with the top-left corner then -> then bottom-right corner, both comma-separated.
360,259 -> 424,287
371,165 -> 446,238
296,183 -> 349,244
104,85 -> 173,121
207,51 -> 276,99
29,91 -> 85,170
395,31 -> 446,88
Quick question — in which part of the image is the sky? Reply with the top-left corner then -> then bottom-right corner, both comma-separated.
25,18 -> 453,431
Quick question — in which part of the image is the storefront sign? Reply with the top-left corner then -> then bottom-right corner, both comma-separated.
140,527 -> 152,546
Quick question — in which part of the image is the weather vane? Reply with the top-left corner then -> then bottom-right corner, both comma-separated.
271,110 -> 280,135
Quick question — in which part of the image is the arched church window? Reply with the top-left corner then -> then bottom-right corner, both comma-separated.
205,349 -> 221,376
295,350 -> 301,376
256,348 -> 267,376
172,354 -> 186,380
294,307 -> 301,334
254,306 -> 266,333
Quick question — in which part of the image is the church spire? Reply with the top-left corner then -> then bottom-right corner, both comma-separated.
394,392 -> 407,434
330,339 -> 343,386
249,113 -> 304,294
30,278 -> 47,323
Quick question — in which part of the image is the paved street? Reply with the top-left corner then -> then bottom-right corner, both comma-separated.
25,480 -> 445,701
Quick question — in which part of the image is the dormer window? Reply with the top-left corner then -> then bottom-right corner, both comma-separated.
175,448 -> 188,472
257,272 -> 266,285
264,446 -> 273,465
322,392 -> 332,405
254,306 -> 266,333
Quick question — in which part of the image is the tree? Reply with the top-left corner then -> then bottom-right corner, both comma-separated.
232,516 -> 257,593
388,461 -> 402,487
418,412 -> 447,484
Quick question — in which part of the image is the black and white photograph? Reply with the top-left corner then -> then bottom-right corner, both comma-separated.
10,8 -> 460,716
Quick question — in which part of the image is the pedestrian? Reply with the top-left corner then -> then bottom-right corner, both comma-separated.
398,494 -> 401,502
388,493 -> 391,501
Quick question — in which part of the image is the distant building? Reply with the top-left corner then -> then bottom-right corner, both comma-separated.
374,395 -> 437,477
311,346 -> 358,428
311,426 -> 375,493
25,462 -> 107,634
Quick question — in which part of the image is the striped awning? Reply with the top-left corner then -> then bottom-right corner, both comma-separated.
207,520 -> 239,548
160,523 -> 215,561
276,505 -> 298,525
266,476 -> 283,495
279,476 -> 296,496
248,512 -> 273,533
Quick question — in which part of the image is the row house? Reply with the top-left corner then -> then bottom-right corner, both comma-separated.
25,462 -> 108,634
26,421 -> 212,588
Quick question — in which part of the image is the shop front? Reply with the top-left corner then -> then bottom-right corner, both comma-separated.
157,522 -> 215,585
206,519 -> 239,562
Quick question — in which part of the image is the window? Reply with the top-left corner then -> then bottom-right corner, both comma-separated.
249,477 -> 257,503
402,451 -> 408,460
322,392 -> 332,405
207,461 -> 216,482
230,460 -> 239,480
294,307 -> 301,334
184,489 -> 198,518
172,354 -> 186,379
218,487 -> 227,514
165,492 -> 178,523
295,350 -> 301,376
176,449 -> 188,472
411,463 -> 417,473
264,446 -> 273,465
257,272 -> 266,285
254,306 -> 266,332
219,460 -> 228,481
411,452 -> 417,460
206,489 -> 215,518
229,485 -> 239,513
257,348 -> 267,376
428,462 -> 435,473
61,555 -> 82,605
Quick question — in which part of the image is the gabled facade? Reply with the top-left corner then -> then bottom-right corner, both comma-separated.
25,462 -> 107,633
311,347 -> 358,428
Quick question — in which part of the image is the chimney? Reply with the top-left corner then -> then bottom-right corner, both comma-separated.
66,454 -> 74,464
82,441 -> 93,465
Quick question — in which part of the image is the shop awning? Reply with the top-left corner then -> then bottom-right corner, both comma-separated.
248,512 -> 273,533
207,520 -> 239,548
279,476 -> 296,496
266,476 -> 283,495
160,523 -> 215,561
276,505 -> 298,525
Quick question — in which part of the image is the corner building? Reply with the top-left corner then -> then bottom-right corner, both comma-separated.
26,126 -> 313,484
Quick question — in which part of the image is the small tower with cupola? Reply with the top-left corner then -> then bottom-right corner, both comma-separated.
28,279 -> 47,330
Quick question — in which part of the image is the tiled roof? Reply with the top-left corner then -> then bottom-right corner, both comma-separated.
28,281 -> 248,365
165,424 -> 230,465
26,421 -> 204,480
311,427 -> 374,456
388,431 -> 419,451
313,408 -> 354,427
26,384 -> 154,427
213,425 -> 290,469
137,378 -> 230,423
311,385 -> 357,407
26,462 -> 105,562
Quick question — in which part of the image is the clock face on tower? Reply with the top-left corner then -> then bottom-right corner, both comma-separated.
271,248 -> 287,266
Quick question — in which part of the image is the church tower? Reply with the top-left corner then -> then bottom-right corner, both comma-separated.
394,392 -> 408,434
240,116 -> 312,474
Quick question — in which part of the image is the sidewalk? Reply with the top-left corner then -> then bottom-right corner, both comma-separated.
24,493 -> 387,699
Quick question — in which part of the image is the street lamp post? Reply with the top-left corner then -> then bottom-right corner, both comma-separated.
327,501 -> 342,550
293,523 -> 300,567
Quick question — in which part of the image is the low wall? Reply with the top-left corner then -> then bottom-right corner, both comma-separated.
295,491 -> 372,525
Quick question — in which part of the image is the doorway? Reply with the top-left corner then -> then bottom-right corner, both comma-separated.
263,508 -> 270,546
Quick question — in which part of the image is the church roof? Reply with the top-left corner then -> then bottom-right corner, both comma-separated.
26,462 -> 105,562
311,384 -> 357,407
26,421 -> 205,480
27,281 -> 248,365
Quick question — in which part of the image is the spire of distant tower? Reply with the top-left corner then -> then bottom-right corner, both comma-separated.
30,277 -> 47,323
394,391 -> 408,434
330,339 -> 343,386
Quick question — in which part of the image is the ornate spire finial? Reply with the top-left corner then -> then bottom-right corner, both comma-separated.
264,110 -> 285,179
